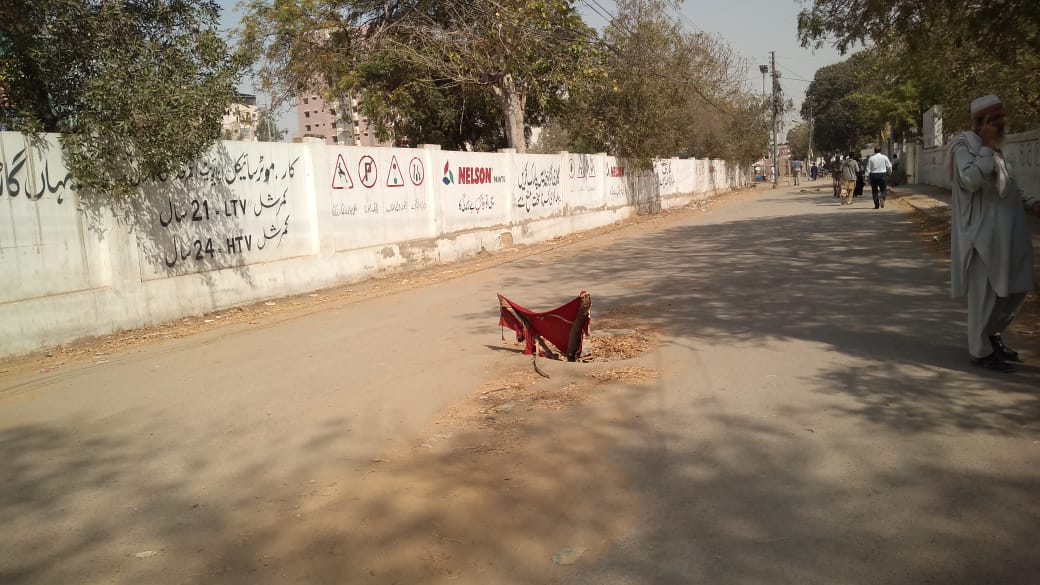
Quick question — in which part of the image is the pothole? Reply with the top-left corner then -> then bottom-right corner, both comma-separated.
580,304 -> 660,362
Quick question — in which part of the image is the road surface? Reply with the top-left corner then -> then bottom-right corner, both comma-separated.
2,183 -> 1038,585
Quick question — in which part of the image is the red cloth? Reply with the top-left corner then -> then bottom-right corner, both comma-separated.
498,293 -> 590,357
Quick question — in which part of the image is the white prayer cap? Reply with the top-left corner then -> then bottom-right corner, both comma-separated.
970,95 -> 1002,115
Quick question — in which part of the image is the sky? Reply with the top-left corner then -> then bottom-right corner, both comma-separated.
217,0 -> 850,142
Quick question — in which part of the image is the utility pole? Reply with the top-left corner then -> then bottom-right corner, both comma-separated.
770,51 -> 778,189
808,105 -> 814,162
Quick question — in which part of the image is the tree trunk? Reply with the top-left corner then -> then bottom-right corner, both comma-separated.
494,76 -> 527,153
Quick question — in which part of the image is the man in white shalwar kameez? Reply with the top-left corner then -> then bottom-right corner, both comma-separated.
949,95 -> 1040,371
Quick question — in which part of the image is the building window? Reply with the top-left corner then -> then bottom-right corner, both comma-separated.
305,124 -> 311,132
330,109 -> 336,116
332,136 -> 338,144
304,111 -> 310,118
303,97 -> 309,105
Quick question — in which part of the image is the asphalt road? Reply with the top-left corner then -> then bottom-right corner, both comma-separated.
2,183 -> 1038,585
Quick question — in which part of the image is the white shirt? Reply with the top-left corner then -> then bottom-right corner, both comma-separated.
865,152 -> 892,174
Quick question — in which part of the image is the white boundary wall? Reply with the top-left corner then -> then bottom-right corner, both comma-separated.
915,128 -> 1040,194
0,133 -> 748,357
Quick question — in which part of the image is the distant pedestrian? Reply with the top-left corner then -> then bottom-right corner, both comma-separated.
830,158 -> 841,198
853,155 -> 866,198
810,163 -> 818,181
792,160 -> 802,185
949,95 -> 1040,372
839,153 -> 860,205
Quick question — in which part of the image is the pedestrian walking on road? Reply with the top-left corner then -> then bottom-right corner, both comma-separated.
830,158 -> 841,198
949,95 -> 1040,372
853,156 -> 866,198
839,153 -> 860,205
865,147 -> 893,208
792,160 -> 802,185
810,163 -> 818,181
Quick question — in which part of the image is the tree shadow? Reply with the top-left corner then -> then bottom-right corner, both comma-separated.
476,194 -> 1039,435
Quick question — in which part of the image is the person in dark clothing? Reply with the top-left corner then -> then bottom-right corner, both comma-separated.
830,158 -> 841,198
853,156 -> 866,197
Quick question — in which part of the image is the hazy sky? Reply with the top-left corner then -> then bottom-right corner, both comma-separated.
218,0 -> 852,141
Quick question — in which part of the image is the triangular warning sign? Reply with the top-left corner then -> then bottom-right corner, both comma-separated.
386,155 -> 405,187
332,154 -> 354,189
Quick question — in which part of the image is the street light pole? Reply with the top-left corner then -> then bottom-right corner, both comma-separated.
807,105 -> 814,163
759,64 -> 768,98
770,51 -> 778,189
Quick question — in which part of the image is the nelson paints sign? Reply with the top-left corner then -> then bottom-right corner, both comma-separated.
442,161 -> 506,185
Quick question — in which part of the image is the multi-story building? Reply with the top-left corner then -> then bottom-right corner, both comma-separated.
221,93 -> 260,141
295,93 -> 391,147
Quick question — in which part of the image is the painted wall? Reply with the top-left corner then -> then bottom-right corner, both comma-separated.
915,128 -> 1040,194
1,134 -> 745,357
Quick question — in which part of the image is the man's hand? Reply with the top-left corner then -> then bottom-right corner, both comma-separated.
980,116 -> 1002,151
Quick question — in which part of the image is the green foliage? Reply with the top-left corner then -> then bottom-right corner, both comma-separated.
786,122 -> 811,160
798,0 -> 1040,130
558,0 -> 765,166
256,109 -> 286,142
801,56 -> 869,154
0,0 -> 241,198
349,53 -> 508,150
240,0 -> 596,152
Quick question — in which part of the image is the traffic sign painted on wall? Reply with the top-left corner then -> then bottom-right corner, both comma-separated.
331,154 -> 354,189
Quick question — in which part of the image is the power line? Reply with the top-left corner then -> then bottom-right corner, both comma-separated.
775,54 -> 842,63
776,63 -> 814,83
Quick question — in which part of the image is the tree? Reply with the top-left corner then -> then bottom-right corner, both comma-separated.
798,0 -> 1040,129
240,0 -> 595,152
0,0 -> 241,197
801,57 -> 869,154
560,0 -> 760,165
786,122 -> 811,161
256,109 -> 286,142
847,48 -> 926,149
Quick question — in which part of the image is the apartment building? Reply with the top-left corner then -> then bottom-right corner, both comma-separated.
221,93 -> 259,142
295,93 -> 391,147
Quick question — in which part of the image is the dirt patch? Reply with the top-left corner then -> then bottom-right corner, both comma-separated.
289,365 -> 658,583
582,304 -> 661,362
263,364 -> 652,584
583,330 -> 659,362
587,367 -> 660,383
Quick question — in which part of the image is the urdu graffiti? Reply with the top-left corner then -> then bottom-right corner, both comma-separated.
515,161 -> 562,213
655,160 -> 675,189
151,149 -> 303,272
1,147 -> 78,203
145,151 -> 300,187
458,193 -> 495,214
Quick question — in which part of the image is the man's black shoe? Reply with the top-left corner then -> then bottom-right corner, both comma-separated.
990,336 -> 1021,363
972,353 -> 1015,372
